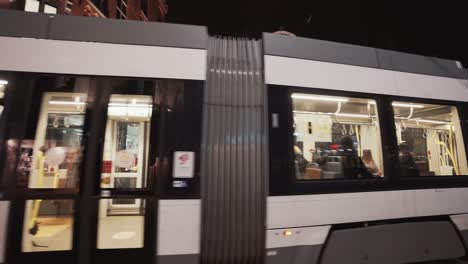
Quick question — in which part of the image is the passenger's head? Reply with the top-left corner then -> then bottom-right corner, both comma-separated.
340,136 -> 354,151
362,149 -> 373,162
399,143 -> 410,152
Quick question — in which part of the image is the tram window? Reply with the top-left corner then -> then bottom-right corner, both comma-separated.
23,90 -> 87,189
393,101 -> 468,177
100,94 -> 152,189
21,199 -> 74,252
0,79 -> 6,117
291,93 -> 384,180
97,199 -> 145,249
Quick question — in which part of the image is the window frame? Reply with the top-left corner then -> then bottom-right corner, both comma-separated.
2,72 -> 94,263
387,95 -> 468,188
269,85 -> 395,196
268,84 -> 468,196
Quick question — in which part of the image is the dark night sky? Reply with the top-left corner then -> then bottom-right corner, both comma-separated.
167,1 -> 468,67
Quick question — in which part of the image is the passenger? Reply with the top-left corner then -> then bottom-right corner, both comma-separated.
65,147 -> 81,188
362,149 -> 382,177
294,145 -> 308,175
339,136 -> 373,179
398,143 -> 420,177
317,136 -> 372,179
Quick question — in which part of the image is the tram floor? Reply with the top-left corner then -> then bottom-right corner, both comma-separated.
26,215 -> 144,251
97,215 -> 144,249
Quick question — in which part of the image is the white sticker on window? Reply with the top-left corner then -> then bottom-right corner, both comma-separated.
173,151 -> 195,178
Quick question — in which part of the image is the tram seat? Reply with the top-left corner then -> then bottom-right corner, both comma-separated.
321,161 -> 344,179
304,168 -> 321,179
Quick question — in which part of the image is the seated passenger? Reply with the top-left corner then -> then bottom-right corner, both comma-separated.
398,143 -> 420,177
294,145 -> 308,175
362,149 -> 382,177
339,136 -> 373,179
317,136 -> 372,179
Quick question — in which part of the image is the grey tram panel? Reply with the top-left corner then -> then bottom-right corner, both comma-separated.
376,49 -> 468,79
263,32 -> 467,79
0,9 -> 208,50
461,230 -> 468,249
320,221 -> 465,264
158,254 -> 198,264
266,245 -> 322,264
48,15 -> 208,49
0,9 -> 49,39
263,33 -> 379,69
201,37 -> 266,263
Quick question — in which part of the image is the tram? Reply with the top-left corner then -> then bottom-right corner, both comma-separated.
1,9 -> 468,264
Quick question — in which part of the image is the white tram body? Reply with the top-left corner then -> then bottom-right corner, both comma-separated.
1,9 -> 468,264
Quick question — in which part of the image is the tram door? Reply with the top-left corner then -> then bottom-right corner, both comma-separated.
105,120 -> 148,213
3,74 -> 203,264
2,75 -> 159,264
94,84 -> 157,264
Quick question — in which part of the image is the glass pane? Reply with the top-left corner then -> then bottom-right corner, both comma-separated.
22,199 -> 74,252
0,78 -> 6,118
393,101 -> 468,177
101,94 -> 152,189
97,199 -> 145,249
26,92 -> 87,189
291,93 -> 384,180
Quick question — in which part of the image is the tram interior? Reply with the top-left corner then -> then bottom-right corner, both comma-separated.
22,89 -> 149,251
393,101 -> 468,177
292,93 -> 468,180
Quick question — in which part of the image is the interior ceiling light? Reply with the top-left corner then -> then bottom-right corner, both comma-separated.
291,94 -> 348,102
335,113 -> 371,118
392,102 -> 425,108
0,80 -> 8,85
293,110 -> 371,118
415,119 -> 449,125
49,101 -> 86,105
108,102 -> 151,107
367,101 -> 425,108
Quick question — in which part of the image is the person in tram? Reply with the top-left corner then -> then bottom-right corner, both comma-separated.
338,136 -> 373,179
317,136 -> 373,179
362,149 -> 382,177
398,143 -> 420,177
65,147 -> 81,188
294,145 -> 309,175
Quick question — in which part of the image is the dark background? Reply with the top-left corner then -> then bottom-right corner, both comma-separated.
167,0 -> 468,67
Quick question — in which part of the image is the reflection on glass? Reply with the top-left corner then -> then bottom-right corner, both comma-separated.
22,200 -> 74,252
97,199 -> 145,249
393,101 -> 468,177
0,80 -> 6,117
101,95 -> 152,190
291,93 -> 384,180
26,93 -> 86,189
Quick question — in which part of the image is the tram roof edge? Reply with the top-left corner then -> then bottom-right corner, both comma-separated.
0,9 -> 208,50
263,32 -> 468,80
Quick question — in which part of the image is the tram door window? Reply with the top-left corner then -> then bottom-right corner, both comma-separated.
24,92 -> 87,189
291,93 -> 384,180
0,79 -> 6,118
100,94 -> 152,190
12,76 -> 91,257
22,199 -> 74,252
393,101 -> 468,177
